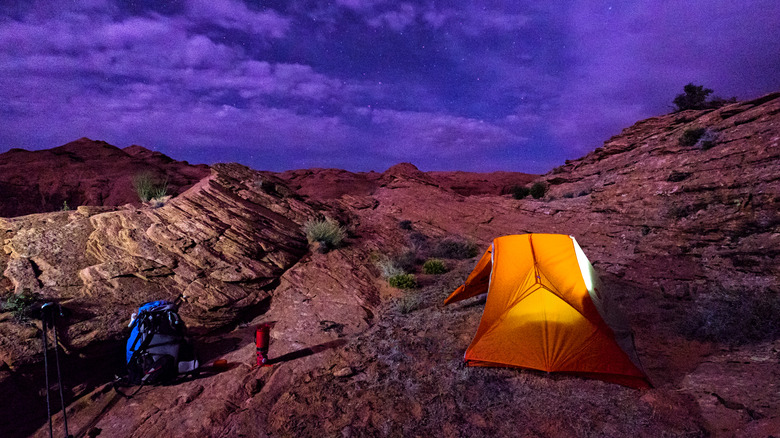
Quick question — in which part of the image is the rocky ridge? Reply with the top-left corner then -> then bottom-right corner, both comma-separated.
278,163 -> 536,201
0,138 -> 210,217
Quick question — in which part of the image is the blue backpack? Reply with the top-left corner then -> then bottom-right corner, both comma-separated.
125,300 -> 199,385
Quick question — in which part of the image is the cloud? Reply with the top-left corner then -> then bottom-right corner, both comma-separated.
348,2 -> 531,35
367,3 -> 416,31
185,0 -> 290,38
335,0 -> 389,11
459,8 -> 531,35
1,0 -> 779,174
368,109 -> 525,159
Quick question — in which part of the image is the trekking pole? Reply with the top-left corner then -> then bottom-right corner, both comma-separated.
41,302 -> 71,438
41,307 -> 53,438
51,313 -> 70,437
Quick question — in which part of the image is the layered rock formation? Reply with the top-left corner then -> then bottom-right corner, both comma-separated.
0,163 -> 322,436
0,138 -> 210,217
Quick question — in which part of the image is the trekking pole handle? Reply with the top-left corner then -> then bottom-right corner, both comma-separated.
40,302 -> 62,324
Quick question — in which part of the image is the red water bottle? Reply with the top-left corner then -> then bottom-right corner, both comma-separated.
256,324 -> 271,366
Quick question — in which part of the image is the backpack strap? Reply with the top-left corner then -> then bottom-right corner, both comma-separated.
127,312 -> 155,359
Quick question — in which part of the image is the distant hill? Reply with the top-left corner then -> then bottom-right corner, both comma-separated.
276,163 -> 537,201
0,138 -> 210,217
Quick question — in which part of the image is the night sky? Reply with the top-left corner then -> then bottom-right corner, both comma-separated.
1,1 -> 778,173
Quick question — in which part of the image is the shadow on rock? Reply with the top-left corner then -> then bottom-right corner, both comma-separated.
269,339 -> 348,365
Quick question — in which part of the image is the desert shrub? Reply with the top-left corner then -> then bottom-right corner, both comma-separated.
376,258 -> 405,278
673,83 -> 713,111
133,172 -> 168,202
529,182 -> 547,199
395,291 -> 424,314
2,290 -> 38,321
679,128 -> 706,146
303,218 -> 346,250
431,238 -> 479,259
676,126 -> 719,150
667,171 -> 692,182
672,83 -> 735,112
398,220 -> 413,230
388,273 -> 418,289
510,185 -> 530,199
61,201 -> 70,211
422,259 -> 448,275
681,288 -> 780,345
152,182 -> 168,200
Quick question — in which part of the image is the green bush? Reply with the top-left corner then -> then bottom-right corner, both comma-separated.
152,183 -> 168,200
510,185 -> 530,199
388,273 -> 418,289
133,172 -> 168,202
303,218 -> 346,250
2,290 -> 38,321
529,182 -> 547,199
431,238 -> 479,259
422,259 -> 447,275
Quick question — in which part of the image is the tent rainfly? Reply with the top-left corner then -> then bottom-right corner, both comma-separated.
444,234 -> 651,389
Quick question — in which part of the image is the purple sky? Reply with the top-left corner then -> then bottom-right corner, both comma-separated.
1,1 -> 778,173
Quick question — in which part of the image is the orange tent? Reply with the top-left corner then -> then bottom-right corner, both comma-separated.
444,234 -> 650,389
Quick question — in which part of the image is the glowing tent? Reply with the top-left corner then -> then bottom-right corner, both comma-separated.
444,234 -> 650,388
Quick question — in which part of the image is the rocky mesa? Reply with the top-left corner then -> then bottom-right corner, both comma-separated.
0,92 -> 778,437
